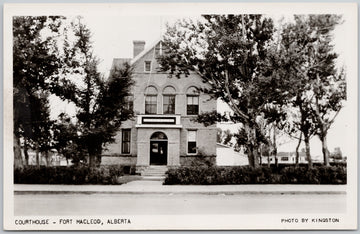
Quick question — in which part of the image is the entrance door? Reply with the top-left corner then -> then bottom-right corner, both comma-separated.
150,132 -> 168,165
150,141 -> 167,165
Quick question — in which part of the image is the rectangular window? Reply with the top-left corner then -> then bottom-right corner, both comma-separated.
281,156 -> 289,161
163,95 -> 175,114
144,61 -> 151,72
187,96 -> 199,115
145,95 -> 157,114
124,96 -> 133,111
187,130 -> 197,154
121,129 -> 131,154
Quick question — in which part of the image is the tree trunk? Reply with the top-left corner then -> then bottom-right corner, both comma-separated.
13,134 -> 23,169
267,155 -> 271,168
312,85 -> 330,167
295,132 -> 302,167
35,143 -> 40,167
321,134 -> 330,166
244,123 -> 259,168
88,145 -> 102,167
304,136 -> 312,168
247,145 -> 259,168
272,124 -> 277,168
23,139 -> 29,166
44,151 -> 50,166
89,153 -> 96,167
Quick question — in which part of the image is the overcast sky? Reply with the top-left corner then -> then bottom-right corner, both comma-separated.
51,13 -> 350,157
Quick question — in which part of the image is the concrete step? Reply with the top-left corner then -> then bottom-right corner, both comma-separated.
144,167 -> 167,171
140,166 -> 168,177
142,171 -> 167,174
144,170 -> 168,174
146,168 -> 168,171
142,170 -> 167,173
141,176 -> 165,181
142,173 -> 167,176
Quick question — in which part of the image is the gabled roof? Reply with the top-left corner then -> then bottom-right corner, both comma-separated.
110,38 -> 162,73
130,38 -> 162,65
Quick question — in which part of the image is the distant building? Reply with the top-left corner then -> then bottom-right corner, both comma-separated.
260,151 -> 328,165
261,152 -> 308,165
102,40 -> 217,173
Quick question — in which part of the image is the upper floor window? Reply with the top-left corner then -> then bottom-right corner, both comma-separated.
144,61 -> 151,72
124,95 -> 134,111
186,86 -> 199,115
145,86 -> 157,114
163,86 -> 176,114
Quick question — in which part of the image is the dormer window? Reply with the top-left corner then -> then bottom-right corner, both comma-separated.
144,61 -> 151,72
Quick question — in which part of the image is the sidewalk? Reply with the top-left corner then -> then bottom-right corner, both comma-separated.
14,180 -> 346,195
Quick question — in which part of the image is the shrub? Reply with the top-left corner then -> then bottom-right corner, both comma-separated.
14,165 -> 127,185
164,165 -> 347,185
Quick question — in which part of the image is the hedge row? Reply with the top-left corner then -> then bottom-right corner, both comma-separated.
164,165 -> 346,185
14,165 -> 135,185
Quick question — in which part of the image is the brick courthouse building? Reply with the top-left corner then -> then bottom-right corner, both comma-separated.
102,40 -> 217,173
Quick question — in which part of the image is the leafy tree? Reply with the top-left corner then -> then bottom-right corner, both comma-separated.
281,15 -> 345,167
307,15 -> 345,166
159,15 -> 289,167
63,18 -> 134,167
52,113 -> 84,165
13,16 -> 133,169
29,92 -> 54,166
13,16 -> 65,168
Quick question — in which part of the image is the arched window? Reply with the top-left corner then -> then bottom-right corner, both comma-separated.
186,86 -> 199,115
145,86 -> 158,114
163,86 -> 176,114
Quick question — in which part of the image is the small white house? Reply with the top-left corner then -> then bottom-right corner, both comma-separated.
261,152 -> 310,165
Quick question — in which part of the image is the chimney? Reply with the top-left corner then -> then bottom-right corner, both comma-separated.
133,40 -> 145,58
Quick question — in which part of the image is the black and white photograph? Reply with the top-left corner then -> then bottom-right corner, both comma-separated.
2,2 -> 358,230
